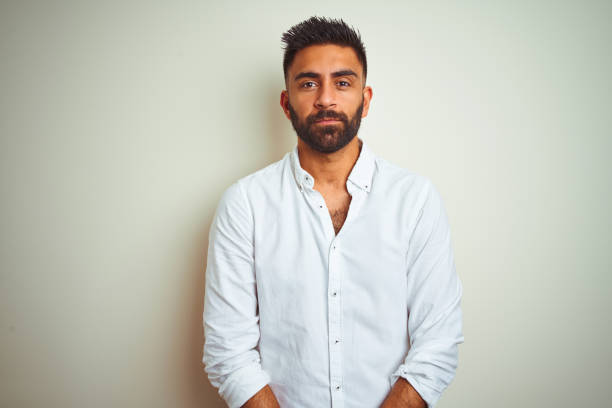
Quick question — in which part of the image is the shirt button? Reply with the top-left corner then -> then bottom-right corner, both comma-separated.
335,385 -> 341,391
335,339 -> 340,344
332,291 -> 337,296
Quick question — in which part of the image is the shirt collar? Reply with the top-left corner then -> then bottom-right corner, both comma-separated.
290,138 -> 376,193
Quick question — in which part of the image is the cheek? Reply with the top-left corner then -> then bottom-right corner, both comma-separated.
291,93 -> 314,109
290,99 -> 315,118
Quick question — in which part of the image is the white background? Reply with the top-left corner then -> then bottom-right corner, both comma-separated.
1,1 -> 610,407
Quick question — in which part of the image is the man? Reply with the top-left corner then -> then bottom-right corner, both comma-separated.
203,17 -> 463,408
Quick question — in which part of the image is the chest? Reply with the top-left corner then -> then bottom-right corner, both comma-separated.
320,189 -> 352,235
254,188 -> 411,335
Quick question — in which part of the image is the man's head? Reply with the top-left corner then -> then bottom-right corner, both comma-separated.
280,17 -> 373,154
281,17 -> 367,84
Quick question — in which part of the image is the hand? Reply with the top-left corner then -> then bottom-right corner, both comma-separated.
380,378 -> 426,408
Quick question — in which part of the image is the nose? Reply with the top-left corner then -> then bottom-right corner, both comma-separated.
314,81 -> 337,109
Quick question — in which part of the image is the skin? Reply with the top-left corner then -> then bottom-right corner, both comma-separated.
242,385 -> 279,408
242,44 -> 425,408
280,43 -> 372,235
380,377 -> 427,408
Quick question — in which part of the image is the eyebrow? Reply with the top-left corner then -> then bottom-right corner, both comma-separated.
294,69 -> 358,81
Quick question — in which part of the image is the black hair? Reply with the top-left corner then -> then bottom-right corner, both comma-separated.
281,16 -> 367,82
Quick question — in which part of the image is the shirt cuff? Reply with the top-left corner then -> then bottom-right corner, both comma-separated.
218,362 -> 271,408
389,365 -> 441,408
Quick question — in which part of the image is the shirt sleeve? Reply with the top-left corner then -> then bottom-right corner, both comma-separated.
203,181 -> 271,408
389,179 -> 464,408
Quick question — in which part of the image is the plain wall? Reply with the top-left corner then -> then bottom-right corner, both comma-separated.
1,1 -> 610,407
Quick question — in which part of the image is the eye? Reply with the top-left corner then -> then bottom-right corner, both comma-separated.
301,81 -> 317,88
337,80 -> 350,87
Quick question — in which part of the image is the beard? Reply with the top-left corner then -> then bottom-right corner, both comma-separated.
288,98 -> 364,154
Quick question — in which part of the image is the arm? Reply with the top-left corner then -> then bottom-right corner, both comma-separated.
241,385 -> 280,408
203,182 -> 279,408
380,377 -> 426,408
388,179 -> 464,408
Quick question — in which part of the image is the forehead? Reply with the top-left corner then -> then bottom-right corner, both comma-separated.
289,44 -> 363,79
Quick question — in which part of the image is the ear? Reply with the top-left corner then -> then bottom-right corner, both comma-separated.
361,86 -> 373,118
280,90 -> 291,120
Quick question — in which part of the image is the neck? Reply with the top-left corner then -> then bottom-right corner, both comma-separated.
297,137 -> 363,189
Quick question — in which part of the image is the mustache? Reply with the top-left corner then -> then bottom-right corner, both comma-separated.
307,110 -> 348,124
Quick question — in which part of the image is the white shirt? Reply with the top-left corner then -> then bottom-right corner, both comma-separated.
203,139 -> 464,408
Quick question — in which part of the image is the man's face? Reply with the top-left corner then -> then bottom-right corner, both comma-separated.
280,44 -> 372,153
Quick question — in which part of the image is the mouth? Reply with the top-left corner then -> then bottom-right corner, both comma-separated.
315,118 -> 341,125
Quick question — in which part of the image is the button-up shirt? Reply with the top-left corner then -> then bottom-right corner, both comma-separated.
203,139 -> 464,408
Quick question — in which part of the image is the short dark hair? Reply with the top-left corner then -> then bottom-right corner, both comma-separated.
281,16 -> 367,82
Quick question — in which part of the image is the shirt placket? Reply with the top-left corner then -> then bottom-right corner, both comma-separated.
328,238 -> 344,408
300,174 -> 365,408
300,177 -> 344,407
326,184 -> 363,408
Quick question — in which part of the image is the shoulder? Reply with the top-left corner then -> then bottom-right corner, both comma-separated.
216,152 -> 290,213
371,155 -> 451,231
374,156 -> 436,201
235,152 -> 289,192
373,158 -> 451,248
